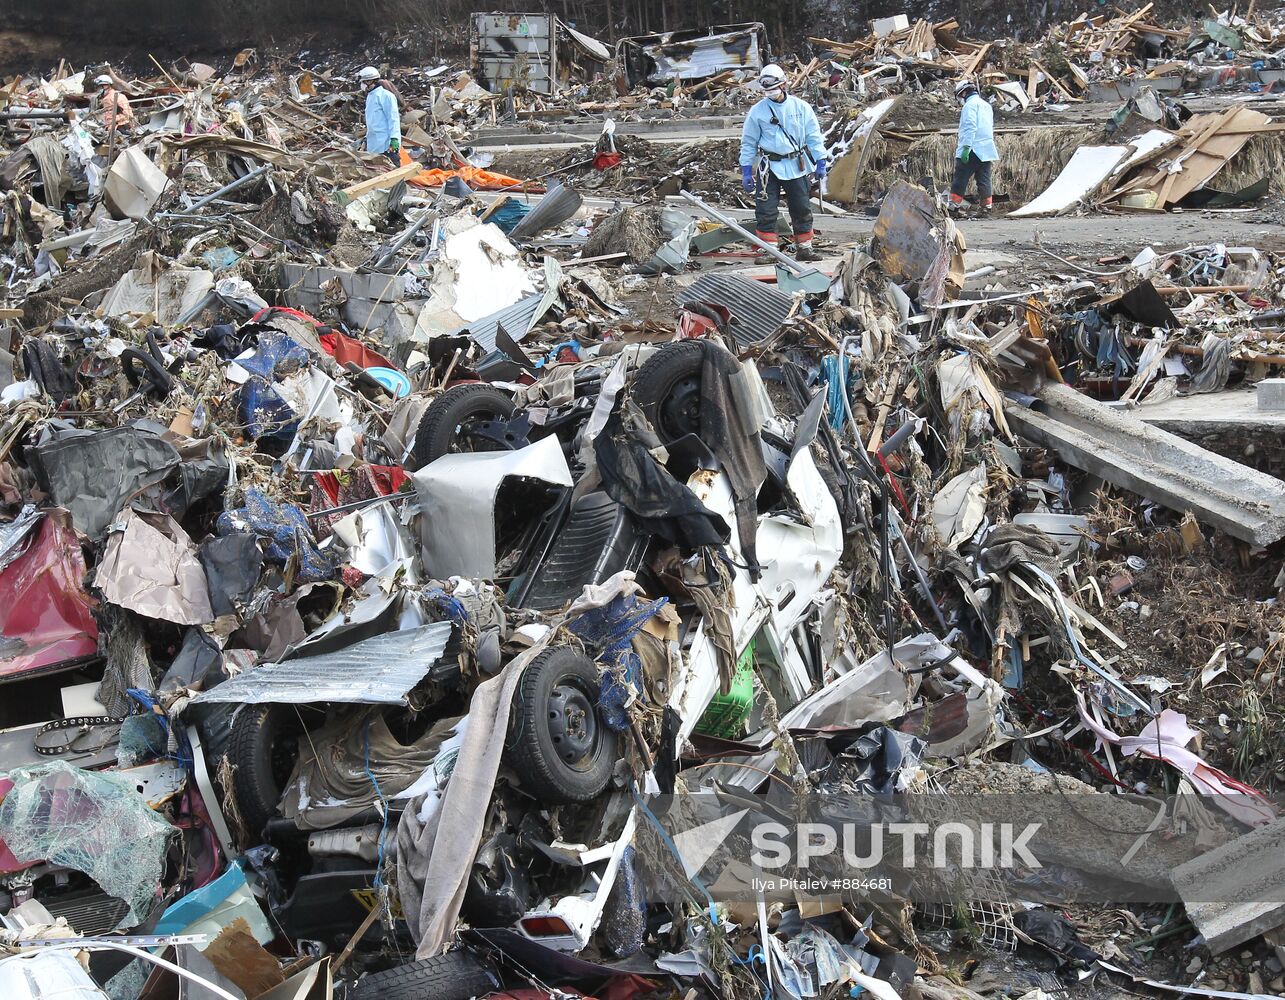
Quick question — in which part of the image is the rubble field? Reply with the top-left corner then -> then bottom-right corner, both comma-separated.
1,6 -> 1285,1000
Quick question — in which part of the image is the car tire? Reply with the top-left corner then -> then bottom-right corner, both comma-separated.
349,951 -> 497,1000
226,704 -> 301,841
505,647 -> 616,804
411,384 -> 517,469
628,340 -> 707,445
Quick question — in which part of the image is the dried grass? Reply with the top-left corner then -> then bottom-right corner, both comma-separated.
860,125 -> 1102,204
1213,133 -> 1285,195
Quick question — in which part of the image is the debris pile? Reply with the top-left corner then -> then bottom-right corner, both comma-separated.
0,14 -> 1283,1000
809,5 -> 1285,111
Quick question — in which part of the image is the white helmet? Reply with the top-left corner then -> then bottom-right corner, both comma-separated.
759,64 -> 787,91
94,75 -> 113,86
357,66 -> 380,82
954,79 -> 978,99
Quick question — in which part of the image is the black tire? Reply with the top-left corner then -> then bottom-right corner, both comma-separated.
350,952 -> 497,1000
505,647 -> 617,804
411,384 -> 517,469
226,704 -> 302,841
628,340 -> 707,445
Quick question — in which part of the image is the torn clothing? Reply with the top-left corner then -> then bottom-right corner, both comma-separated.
593,399 -> 730,552
950,153 -> 993,204
739,95 -> 825,182
754,172 -> 814,243
397,648 -> 535,957
691,341 -> 769,579
364,84 -> 401,154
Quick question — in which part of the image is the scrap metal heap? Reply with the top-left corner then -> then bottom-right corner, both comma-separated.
0,19 -> 1282,1000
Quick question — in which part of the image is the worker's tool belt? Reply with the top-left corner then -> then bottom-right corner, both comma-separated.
758,148 -> 801,162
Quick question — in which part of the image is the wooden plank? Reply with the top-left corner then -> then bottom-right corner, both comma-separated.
339,159 -> 424,199
866,364 -> 903,453
1032,60 -> 1081,101
0,308 -> 23,320
962,41 -> 991,78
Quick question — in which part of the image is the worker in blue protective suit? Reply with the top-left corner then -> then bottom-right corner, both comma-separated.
950,79 -> 999,214
359,65 -> 401,164
739,63 -> 828,263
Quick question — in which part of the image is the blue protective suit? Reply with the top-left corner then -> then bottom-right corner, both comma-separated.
364,85 -> 401,154
955,93 -> 998,162
739,95 -> 826,181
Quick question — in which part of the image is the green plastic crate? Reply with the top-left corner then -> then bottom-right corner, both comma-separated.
694,640 -> 756,739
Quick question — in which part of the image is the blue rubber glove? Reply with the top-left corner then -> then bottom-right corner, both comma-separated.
741,164 -> 755,192
815,159 -> 827,181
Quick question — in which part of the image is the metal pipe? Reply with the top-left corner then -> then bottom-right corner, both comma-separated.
679,189 -> 810,276
372,209 -> 437,270
185,163 -> 271,213
0,111 -> 69,120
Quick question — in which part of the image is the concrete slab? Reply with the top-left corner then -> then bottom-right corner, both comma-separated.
1134,389 -> 1285,432
1005,383 -> 1285,545
1172,814 -> 1285,954
1131,390 -> 1285,479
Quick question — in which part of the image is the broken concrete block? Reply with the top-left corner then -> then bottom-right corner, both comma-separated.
1173,814 -> 1285,954
1257,378 -> 1285,411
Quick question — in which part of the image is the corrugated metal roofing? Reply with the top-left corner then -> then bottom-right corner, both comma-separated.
678,273 -> 795,346
191,622 -> 454,705
453,293 -> 546,353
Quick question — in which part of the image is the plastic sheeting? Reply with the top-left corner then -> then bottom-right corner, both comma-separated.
215,488 -> 336,583
0,505 -> 43,574
198,533 -> 263,617
28,425 -> 181,539
0,760 -> 175,927
569,589 -> 670,732
0,950 -> 109,1000
0,512 -> 99,681
100,253 -> 215,324
279,711 -> 463,829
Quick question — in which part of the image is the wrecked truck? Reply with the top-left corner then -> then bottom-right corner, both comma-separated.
471,12 -> 611,95
616,23 -> 770,88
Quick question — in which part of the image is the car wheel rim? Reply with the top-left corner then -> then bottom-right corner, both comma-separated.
454,414 -> 517,452
659,374 -> 701,440
547,681 -> 598,771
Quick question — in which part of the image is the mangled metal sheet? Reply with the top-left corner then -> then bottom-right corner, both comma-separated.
508,181 -> 583,240
453,292 -> 545,353
190,622 -> 454,705
473,13 -> 558,93
678,272 -> 795,346
414,435 -> 573,578
471,13 -> 608,95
